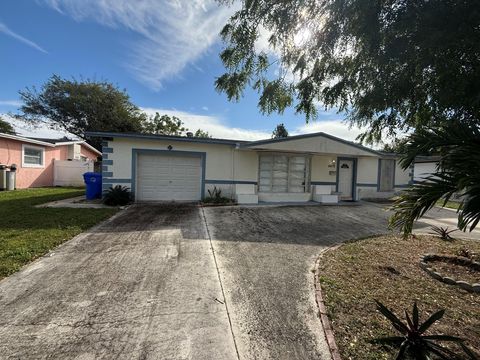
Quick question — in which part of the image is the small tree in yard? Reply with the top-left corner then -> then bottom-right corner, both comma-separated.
272,123 -> 288,139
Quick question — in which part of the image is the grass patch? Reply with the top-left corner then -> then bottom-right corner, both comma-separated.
0,188 -> 117,279
436,199 -> 461,210
318,235 -> 480,359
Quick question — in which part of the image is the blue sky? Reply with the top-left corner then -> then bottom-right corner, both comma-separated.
0,0 -> 360,140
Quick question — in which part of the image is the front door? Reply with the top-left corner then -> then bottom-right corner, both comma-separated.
338,159 -> 354,200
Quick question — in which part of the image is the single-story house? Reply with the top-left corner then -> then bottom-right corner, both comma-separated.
86,131 -> 413,204
0,133 -> 101,188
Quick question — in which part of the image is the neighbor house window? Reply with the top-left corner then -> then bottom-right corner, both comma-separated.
378,159 -> 395,191
22,144 -> 45,168
258,154 -> 310,193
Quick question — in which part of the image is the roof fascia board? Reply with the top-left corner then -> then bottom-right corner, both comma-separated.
0,133 -> 55,147
85,131 -> 241,146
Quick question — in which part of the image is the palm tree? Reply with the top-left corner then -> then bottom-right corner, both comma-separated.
390,122 -> 480,235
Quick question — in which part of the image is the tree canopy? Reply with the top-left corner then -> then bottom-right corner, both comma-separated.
216,0 -> 480,143
194,129 -> 212,138
0,117 -> 15,135
16,75 -> 146,145
272,123 -> 288,138
143,113 -> 187,136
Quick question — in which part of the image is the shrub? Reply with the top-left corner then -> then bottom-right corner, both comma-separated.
429,225 -> 457,241
373,301 -> 476,359
103,185 -> 131,206
203,186 -> 232,204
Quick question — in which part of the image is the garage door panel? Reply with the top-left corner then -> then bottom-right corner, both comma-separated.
136,153 -> 202,201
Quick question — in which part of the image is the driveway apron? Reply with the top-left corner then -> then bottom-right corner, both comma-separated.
203,204 -> 391,360
0,204 -> 238,360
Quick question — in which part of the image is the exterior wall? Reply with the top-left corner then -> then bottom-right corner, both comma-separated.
0,138 -> 98,189
0,138 -> 57,188
80,144 -> 100,161
356,158 -> 412,200
102,136 -> 413,202
102,137 -> 258,198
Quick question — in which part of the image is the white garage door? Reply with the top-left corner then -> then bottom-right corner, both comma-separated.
136,153 -> 202,201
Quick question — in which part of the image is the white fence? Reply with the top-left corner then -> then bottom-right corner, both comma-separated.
54,160 -> 93,187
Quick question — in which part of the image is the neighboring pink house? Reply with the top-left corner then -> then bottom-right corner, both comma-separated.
0,133 -> 101,188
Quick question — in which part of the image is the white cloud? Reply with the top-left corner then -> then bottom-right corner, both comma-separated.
0,100 -> 23,107
292,120 -> 363,142
142,107 -> 270,141
141,107 -> 371,144
0,22 -> 48,53
201,106 -> 209,111
42,0 -> 238,89
1,114 -> 76,139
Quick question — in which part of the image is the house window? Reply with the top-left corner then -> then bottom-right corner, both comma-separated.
259,154 -> 310,193
378,159 -> 395,191
22,144 -> 45,168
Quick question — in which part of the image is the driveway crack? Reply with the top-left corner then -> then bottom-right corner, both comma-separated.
200,206 -> 240,360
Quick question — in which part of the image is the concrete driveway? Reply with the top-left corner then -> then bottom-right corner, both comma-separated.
0,205 -> 237,360
0,202 -> 477,359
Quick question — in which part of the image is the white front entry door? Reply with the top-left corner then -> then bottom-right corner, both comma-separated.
338,159 -> 354,200
136,153 -> 202,201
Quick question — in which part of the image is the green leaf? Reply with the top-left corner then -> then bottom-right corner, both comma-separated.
412,302 -> 419,329
395,340 -> 409,360
418,309 -> 445,334
422,335 -> 464,342
375,300 -> 409,334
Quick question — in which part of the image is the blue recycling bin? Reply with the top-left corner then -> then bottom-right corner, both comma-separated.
83,172 -> 102,200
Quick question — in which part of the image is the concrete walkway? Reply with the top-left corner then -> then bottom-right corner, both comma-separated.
0,205 -> 237,360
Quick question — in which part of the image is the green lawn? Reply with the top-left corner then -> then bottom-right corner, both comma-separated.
436,199 -> 461,210
0,187 -> 117,280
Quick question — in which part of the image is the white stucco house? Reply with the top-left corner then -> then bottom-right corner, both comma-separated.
86,131 -> 413,204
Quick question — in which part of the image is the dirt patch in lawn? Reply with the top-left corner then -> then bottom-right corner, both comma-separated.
317,235 -> 480,360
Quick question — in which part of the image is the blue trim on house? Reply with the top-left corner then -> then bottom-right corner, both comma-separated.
102,165 -> 109,172
336,157 -> 358,201
357,183 -> 377,187
102,154 -> 109,160
205,180 -> 257,185
103,171 -> 113,177
103,178 -> 132,184
101,141 -> 109,147
311,181 -> 336,186
85,131 -> 243,146
102,147 -> 113,154
103,160 -> 113,165
131,148 -> 206,200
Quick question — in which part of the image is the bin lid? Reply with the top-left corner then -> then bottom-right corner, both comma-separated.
83,172 -> 102,177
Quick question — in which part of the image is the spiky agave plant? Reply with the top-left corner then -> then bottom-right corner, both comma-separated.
373,301 -> 477,359
429,225 -> 457,241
